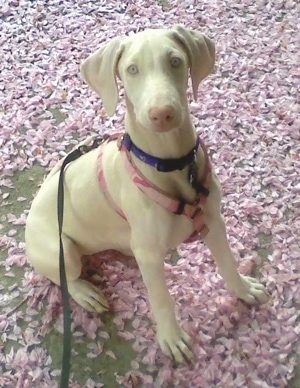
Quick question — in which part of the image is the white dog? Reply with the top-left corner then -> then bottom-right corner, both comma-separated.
25,26 -> 270,363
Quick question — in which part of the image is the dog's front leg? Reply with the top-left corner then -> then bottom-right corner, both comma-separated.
132,245 -> 192,363
203,177 -> 270,304
203,217 -> 270,304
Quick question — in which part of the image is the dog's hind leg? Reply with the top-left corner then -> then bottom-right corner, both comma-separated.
26,232 -> 109,313
68,278 -> 109,313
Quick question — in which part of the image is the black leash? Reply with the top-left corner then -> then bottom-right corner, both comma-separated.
57,137 -> 106,387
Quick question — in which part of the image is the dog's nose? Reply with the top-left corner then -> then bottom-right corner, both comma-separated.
148,105 -> 175,125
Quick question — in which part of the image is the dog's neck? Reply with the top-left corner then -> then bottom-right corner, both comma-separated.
123,99 -> 205,202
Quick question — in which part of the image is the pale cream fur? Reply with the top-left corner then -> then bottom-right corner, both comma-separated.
25,26 -> 270,363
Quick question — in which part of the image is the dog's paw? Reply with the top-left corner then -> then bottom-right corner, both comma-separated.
68,279 -> 109,313
157,323 -> 193,364
231,275 -> 271,305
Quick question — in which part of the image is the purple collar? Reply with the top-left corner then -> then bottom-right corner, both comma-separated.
121,133 -> 200,172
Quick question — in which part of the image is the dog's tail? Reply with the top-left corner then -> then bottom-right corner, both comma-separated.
44,136 -> 95,182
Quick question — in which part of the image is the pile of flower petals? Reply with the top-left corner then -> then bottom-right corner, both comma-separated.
1,0 -> 300,386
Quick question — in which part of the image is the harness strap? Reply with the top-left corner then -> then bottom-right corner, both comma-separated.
97,132 -> 211,240
119,146 -> 197,216
118,141 -> 210,238
97,133 -> 127,219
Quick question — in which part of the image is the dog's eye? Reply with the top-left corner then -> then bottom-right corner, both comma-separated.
127,64 -> 139,74
170,56 -> 182,67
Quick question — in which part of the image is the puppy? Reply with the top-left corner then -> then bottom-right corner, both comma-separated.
26,26 -> 270,363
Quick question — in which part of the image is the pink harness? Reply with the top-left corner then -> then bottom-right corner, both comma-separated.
97,133 -> 212,242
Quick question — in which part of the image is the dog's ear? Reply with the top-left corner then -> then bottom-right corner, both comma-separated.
171,25 -> 215,100
80,37 -> 124,116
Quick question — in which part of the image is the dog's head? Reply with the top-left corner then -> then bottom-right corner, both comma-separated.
81,26 -> 215,133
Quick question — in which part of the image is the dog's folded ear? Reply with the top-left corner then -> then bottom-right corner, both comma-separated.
80,37 -> 124,116
171,25 -> 215,100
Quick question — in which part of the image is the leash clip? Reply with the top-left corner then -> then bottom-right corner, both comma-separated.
78,135 -> 110,155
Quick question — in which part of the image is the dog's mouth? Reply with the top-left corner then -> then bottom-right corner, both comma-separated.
137,119 -> 180,133
151,122 -> 178,133
140,111 -> 183,133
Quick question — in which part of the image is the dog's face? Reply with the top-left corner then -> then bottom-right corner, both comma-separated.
81,26 -> 215,133
117,29 -> 189,133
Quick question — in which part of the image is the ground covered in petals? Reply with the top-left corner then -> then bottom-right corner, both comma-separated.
0,0 -> 299,387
